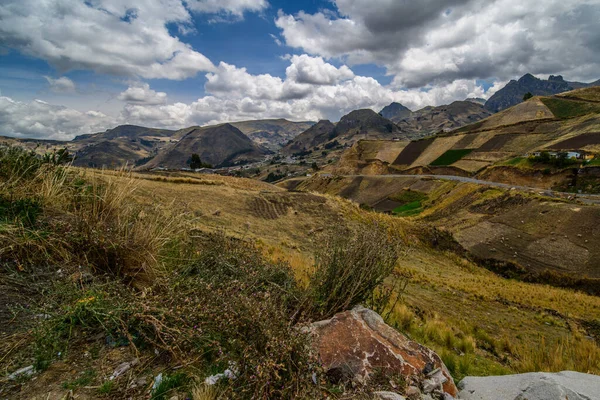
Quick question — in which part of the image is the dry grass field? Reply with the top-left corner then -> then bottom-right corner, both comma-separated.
99,170 -> 600,378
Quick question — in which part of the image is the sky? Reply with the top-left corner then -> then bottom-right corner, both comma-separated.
1,0 -> 599,140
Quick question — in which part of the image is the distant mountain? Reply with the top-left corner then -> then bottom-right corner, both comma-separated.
465,98 -> 486,106
74,124 -> 177,142
281,120 -> 336,155
334,109 -> 401,141
71,125 -> 183,168
379,102 -> 413,122
281,109 -> 401,155
142,123 -> 270,169
230,119 -> 315,151
396,101 -> 492,139
484,74 -> 600,113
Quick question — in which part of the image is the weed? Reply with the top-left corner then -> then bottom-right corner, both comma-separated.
514,335 -> 600,373
97,380 -> 114,395
151,372 -> 190,400
62,369 -> 96,390
192,383 -> 223,400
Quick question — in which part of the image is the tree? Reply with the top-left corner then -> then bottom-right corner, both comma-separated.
190,153 -> 203,169
311,162 -> 319,171
42,148 -> 73,165
523,92 -> 533,101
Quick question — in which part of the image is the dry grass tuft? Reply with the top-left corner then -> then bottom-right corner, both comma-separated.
192,383 -> 223,400
0,149 -> 185,284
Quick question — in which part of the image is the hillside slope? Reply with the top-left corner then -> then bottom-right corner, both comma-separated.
142,123 -> 270,169
335,88 -> 600,178
281,120 -> 336,155
298,174 -> 600,286
281,109 -> 401,156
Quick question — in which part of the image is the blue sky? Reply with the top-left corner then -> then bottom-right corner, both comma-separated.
1,1 -> 344,105
0,0 -> 598,139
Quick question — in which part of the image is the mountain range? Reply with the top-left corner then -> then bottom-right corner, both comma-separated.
484,74 -> 600,113
2,73 -> 599,171
393,101 -> 492,139
281,109 -> 401,155
229,119 -> 314,151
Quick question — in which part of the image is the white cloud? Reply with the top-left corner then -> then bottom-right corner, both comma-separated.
276,0 -> 600,86
118,58 -> 500,129
285,54 -> 354,85
186,0 -> 268,18
0,0 -> 270,80
0,96 -> 115,140
44,76 -> 77,93
118,83 -> 168,105
205,62 -> 287,100
1,56 -> 505,139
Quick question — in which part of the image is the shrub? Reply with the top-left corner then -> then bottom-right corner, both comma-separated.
169,233 -> 319,399
307,224 -> 400,319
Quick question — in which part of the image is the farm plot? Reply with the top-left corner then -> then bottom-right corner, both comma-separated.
430,149 -> 473,166
392,137 -> 435,166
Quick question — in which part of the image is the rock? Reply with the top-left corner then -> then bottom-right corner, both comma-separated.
405,385 -> 421,399
205,362 -> 238,385
128,375 -> 148,389
152,373 -> 163,391
373,391 -> 406,400
305,306 -> 458,397
110,358 -> 138,380
70,266 -> 94,286
458,371 -> 600,400
8,365 -> 35,380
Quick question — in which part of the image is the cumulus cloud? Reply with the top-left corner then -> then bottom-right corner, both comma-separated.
0,0 -> 268,81
276,0 -> 600,87
118,57 -> 500,129
285,54 -> 354,85
44,76 -> 77,93
0,96 -> 115,140
118,83 -> 168,105
1,55 -> 505,138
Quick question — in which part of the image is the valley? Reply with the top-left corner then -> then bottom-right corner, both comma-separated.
2,73 -> 600,399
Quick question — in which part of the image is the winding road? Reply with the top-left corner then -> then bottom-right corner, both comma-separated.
327,174 -> 600,205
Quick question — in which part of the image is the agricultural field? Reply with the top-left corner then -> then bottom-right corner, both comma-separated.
541,97 -> 600,119
430,149 -> 474,166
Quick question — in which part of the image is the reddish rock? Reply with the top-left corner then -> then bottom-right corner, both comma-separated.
306,306 -> 458,397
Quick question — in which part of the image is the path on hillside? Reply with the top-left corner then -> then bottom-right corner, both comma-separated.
335,174 -> 600,205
